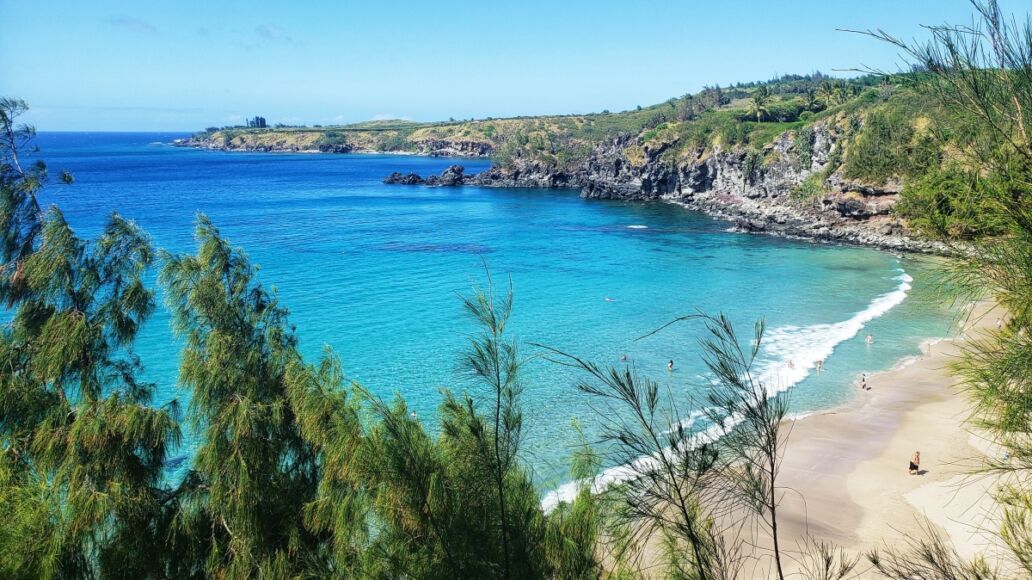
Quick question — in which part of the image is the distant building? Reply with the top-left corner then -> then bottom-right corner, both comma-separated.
247,116 -> 267,129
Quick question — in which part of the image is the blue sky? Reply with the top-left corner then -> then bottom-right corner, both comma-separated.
1,1 -> 1023,131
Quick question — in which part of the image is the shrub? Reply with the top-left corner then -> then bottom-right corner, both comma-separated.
791,173 -> 826,202
842,108 -> 939,183
316,130 -> 347,148
743,149 -> 764,184
894,165 -> 1008,239
766,99 -> 805,122
796,127 -> 815,169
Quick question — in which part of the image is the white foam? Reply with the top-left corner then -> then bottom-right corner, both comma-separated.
543,409 -> 722,513
627,224 -> 648,229
542,269 -> 913,512
752,269 -> 912,398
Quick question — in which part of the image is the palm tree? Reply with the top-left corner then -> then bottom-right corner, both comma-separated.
749,86 -> 771,122
804,88 -> 820,112
817,81 -> 837,108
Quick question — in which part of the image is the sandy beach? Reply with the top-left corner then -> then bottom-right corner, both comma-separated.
764,301 -> 1011,577
630,302 -> 1010,578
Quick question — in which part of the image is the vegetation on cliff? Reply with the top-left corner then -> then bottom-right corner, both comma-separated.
190,71 -> 996,244
192,73 -> 902,170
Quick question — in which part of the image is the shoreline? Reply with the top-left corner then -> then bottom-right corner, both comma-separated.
178,137 -> 952,256
170,139 -> 491,160
770,300 -> 1007,575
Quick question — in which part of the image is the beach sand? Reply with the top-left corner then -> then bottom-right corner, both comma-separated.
764,301 -> 1012,576
630,302 -> 1012,577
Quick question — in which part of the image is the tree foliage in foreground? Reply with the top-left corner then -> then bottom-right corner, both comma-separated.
6,2 -> 1032,576
0,98 -> 605,578
861,0 -> 1032,577
0,98 -> 179,578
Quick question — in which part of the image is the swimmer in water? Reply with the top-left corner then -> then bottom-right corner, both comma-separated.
787,360 -> 795,369
620,353 -> 628,362
668,359 -> 674,372
865,334 -> 874,345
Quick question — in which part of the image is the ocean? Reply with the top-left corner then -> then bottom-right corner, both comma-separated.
30,132 -> 959,495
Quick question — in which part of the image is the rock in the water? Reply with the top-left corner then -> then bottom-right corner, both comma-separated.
383,165 -> 467,187
383,172 -> 425,185
439,165 -> 465,186
376,120 -> 949,254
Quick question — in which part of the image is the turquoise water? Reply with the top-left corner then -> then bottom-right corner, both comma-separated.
32,132 -> 959,491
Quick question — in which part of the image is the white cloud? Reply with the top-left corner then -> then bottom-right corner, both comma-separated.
109,17 -> 157,35
255,24 -> 299,47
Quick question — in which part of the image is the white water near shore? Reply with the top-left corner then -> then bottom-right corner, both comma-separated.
542,268 -> 915,511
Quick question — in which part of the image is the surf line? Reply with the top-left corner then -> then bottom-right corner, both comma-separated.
542,269 -> 913,512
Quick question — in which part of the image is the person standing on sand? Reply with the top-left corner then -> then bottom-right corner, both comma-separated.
861,373 -> 869,390
909,451 -> 921,475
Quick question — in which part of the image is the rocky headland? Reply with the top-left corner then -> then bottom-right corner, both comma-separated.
179,76 -> 958,256
381,120 -> 949,254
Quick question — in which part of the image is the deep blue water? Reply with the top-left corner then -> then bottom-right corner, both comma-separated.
30,132 -> 959,492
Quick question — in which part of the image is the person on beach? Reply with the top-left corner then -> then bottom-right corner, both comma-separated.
816,359 -> 824,373
861,373 -> 869,390
865,334 -> 874,345
668,359 -> 674,372
909,451 -> 921,475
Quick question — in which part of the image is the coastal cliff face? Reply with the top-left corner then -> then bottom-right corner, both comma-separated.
569,120 -> 942,252
179,106 -> 948,253
388,119 -> 946,254
176,128 -> 495,157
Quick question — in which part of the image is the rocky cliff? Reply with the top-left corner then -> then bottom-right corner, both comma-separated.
384,118 -> 947,254
574,120 -> 944,252
174,130 -> 494,158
